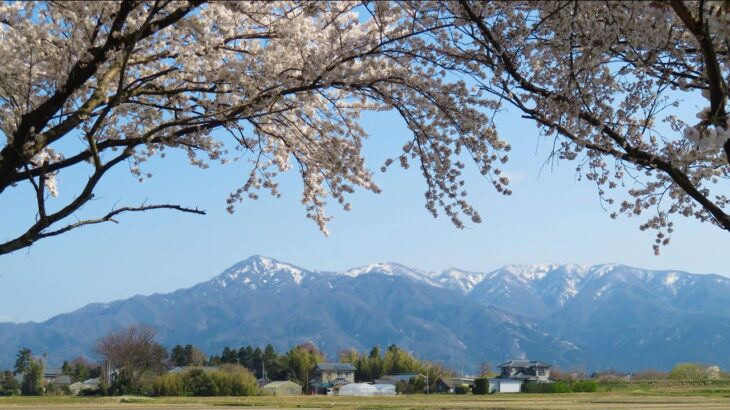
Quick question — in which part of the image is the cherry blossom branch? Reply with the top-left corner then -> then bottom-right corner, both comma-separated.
29,204 -> 206,242
457,0 -> 730,234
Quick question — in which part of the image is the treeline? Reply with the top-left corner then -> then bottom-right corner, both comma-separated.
553,363 -> 729,382
6,324 -> 728,398
206,341 -> 324,388
206,342 -> 449,392
2,325 -> 449,397
339,344 -> 453,392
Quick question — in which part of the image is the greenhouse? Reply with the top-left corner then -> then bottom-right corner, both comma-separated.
338,383 -> 376,396
373,384 -> 397,396
337,383 -> 396,396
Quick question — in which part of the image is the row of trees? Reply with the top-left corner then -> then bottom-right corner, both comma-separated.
208,341 -> 326,389
6,325 -> 727,397
339,344 -> 453,387
552,363 -> 728,382
209,342 -> 454,392
3,325 -> 456,396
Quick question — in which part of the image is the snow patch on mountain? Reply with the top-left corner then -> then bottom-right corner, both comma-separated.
663,272 -> 680,294
436,268 -> 487,293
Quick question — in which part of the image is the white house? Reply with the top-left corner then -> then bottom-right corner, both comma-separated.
488,359 -> 553,393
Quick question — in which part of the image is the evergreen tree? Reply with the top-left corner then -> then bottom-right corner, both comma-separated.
221,347 -> 237,364
242,346 -> 254,369
368,346 -> 385,381
13,348 -> 32,375
183,344 -> 194,365
208,355 -> 222,366
384,345 -> 418,374
170,345 -> 186,366
251,348 -> 263,378
263,344 -> 280,380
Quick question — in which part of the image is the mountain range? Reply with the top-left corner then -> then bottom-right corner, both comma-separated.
1,255 -> 729,372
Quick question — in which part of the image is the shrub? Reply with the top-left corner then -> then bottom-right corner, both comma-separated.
454,384 -> 470,394
669,363 -> 706,381
78,387 -> 103,397
570,380 -> 598,392
185,369 -> 218,396
472,377 -> 488,395
522,381 -> 570,393
44,384 -> 71,396
152,366 -> 258,396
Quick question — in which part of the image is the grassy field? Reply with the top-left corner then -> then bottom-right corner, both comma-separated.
2,381 -> 730,409
2,391 -> 730,410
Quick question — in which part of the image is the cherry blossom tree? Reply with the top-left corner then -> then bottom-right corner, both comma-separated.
1,1 -> 728,256
433,0 -> 729,252
0,1 -> 507,255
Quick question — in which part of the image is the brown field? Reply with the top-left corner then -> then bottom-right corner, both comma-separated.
2,390 -> 730,410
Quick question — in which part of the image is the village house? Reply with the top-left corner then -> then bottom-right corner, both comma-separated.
488,360 -> 553,393
43,367 -> 64,383
497,360 -> 552,382
311,363 -> 356,394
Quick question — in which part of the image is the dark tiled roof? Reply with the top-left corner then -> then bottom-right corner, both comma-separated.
168,366 -> 219,374
50,375 -> 72,385
44,367 -> 63,376
498,360 -> 551,368
438,377 -> 475,388
379,373 -> 424,382
315,363 -> 356,371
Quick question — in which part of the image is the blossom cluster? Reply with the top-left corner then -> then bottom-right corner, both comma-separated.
0,1 -> 727,252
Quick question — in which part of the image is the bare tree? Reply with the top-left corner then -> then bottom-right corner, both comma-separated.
94,325 -> 166,394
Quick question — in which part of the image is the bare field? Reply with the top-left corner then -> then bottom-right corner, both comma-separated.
2,392 -> 730,410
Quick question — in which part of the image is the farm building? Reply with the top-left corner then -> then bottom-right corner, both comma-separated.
262,380 -> 302,396
488,378 -> 523,393
435,377 -> 475,393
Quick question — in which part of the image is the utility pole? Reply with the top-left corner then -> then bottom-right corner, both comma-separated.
425,364 -> 430,394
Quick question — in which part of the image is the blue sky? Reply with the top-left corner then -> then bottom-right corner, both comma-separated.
1,105 -> 729,323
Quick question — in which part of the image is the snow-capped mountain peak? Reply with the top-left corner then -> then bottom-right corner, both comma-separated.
213,255 -> 308,288
343,262 -> 442,287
